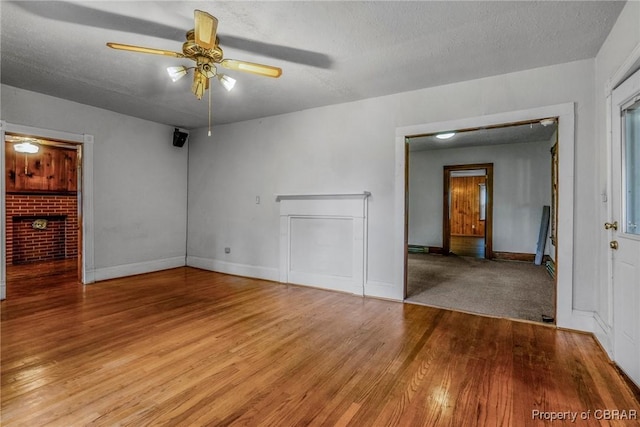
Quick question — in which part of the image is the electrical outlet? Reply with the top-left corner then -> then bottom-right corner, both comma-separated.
225,247 -> 231,254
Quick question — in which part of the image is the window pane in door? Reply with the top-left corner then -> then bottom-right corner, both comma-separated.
624,100 -> 640,235
479,183 -> 486,221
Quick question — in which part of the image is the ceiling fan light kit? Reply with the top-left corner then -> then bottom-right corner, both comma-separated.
107,9 -> 282,101
167,66 -> 188,82
218,74 -> 236,92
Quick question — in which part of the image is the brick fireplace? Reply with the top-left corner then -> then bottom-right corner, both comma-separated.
5,195 -> 78,265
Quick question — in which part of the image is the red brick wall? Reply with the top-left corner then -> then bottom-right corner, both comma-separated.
5,195 -> 78,264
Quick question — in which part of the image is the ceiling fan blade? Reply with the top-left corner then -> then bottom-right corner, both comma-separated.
220,35 -> 333,69
13,2 -> 186,42
194,10 -> 218,50
107,43 -> 184,58
221,59 -> 282,78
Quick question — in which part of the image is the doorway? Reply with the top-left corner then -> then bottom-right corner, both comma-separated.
1,120 -> 96,300
404,120 -> 557,323
443,164 -> 493,259
4,135 -> 82,297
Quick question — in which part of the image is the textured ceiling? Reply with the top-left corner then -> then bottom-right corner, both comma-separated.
407,120 -> 557,152
0,1 -> 625,129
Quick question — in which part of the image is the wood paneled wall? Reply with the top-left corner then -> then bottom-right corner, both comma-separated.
450,175 -> 485,236
5,143 -> 77,193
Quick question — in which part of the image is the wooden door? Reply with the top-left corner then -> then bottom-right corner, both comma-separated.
450,175 -> 486,236
443,164 -> 493,258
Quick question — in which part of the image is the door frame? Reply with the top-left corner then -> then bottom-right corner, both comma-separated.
0,121 -> 95,299
395,103 -> 577,328
443,163 -> 493,259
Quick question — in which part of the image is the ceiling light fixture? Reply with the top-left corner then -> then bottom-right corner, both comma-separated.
540,118 -> 556,127
167,66 -> 188,82
14,142 -> 40,153
166,63 -> 236,138
167,65 -> 235,92
217,74 -> 236,91
436,132 -> 456,140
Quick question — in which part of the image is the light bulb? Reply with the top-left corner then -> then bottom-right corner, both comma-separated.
218,74 -> 236,91
14,142 -> 39,153
167,66 -> 188,82
436,132 -> 456,140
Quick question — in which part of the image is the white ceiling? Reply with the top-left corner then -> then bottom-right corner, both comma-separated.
407,120 -> 557,151
1,1 -> 625,129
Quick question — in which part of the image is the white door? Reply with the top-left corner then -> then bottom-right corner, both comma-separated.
610,67 -> 640,388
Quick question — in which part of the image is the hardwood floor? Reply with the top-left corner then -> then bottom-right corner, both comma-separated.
450,235 -> 485,258
5,258 -> 79,298
1,267 -> 638,426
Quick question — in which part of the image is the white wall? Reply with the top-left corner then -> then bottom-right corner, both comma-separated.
594,1 -> 640,353
187,59 -> 596,310
408,140 -> 551,254
1,85 -> 188,281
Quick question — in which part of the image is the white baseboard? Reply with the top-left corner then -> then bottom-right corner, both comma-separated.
287,271 -> 363,296
593,312 -> 614,358
83,269 -> 95,285
187,256 -> 279,282
365,280 -> 403,301
93,256 -> 186,282
559,309 -> 595,333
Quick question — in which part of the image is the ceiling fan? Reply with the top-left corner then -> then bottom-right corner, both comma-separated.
107,10 -> 282,100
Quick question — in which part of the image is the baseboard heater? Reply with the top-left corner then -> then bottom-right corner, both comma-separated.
545,260 -> 556,279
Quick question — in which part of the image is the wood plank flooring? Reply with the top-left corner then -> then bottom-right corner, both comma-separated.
450,236 -> 485,258
1,267 -> 638,426
5,258 -> 79,298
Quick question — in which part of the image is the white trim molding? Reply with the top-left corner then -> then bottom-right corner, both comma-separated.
594,311 -> 614,359
395,103 -> 579,330
187,256 -> 279,282
365,279 -> 402,301
0,121 -> 94,299
94,257 -> 186,282
607,41 -> 640,93
276,192 -> 371,201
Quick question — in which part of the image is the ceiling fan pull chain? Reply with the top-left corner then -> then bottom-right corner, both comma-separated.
208,83 -> 212,137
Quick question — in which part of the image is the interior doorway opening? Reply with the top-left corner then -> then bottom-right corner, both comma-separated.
4,134 -> 82,297
404,119 -> 557,324
443,164 -> 493,259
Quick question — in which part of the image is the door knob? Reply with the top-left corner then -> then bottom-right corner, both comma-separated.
610,240 -> 619,250
604,221 -> 618,230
